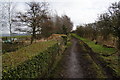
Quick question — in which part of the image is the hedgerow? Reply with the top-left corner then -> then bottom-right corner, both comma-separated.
2,43 -> 65,78
3,40 -> 56,71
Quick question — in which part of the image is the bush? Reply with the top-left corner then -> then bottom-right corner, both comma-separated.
2,43 -> 64,78
3,40 -> 56,71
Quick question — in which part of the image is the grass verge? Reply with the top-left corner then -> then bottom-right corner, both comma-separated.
72,33 -> 119,78
2,35 -> 67,78
71,33 -> 116,55
3,40 -> 57,71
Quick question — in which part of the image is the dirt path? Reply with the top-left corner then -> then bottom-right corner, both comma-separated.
62,38 -> 84,78
50,37 -> 106,78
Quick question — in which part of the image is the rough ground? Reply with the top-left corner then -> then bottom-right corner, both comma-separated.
49,37 -> 106,78
61,38 -> 84,78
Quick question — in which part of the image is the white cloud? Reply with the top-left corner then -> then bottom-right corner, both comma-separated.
49,0 -> 119,26
1,0 -> 119,30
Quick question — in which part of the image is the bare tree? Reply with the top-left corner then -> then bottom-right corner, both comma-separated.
16,2 -> 49,44
108,2 -> 120,50
97,13 -> 112,40
52,15 -> 73,34
8,2 -> 13,37
61,15 -> 73,34
0,1 -> 16,38
0,3 -> 8,34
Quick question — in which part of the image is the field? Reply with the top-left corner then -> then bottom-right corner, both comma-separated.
2,42 -> 29,53
1,35 -> 31,39
2,35 -> 31,53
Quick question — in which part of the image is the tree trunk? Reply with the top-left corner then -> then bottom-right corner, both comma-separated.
103,34 -> 108,41
9,23 -> 12,40
117,37 -> 120,51
30,36 -> 34,44
8,2 -> 12,41
31,27 -> 36,44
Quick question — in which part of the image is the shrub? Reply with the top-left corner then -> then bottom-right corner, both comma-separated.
2,43 -> 64,78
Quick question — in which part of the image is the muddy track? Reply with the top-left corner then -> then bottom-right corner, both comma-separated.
49,37 -> 113,78
61,38 -> 84,78
79,39 -> 117,78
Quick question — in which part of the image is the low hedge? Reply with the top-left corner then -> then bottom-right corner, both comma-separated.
3,43 -> 64,78
3,40 -> 56,71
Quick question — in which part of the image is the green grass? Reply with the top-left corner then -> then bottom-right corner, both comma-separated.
3,43 -> 64,78
72,33 -> 119,77
2,34 -> 67,78
83,53 -> 107,78
3,40 -> 57,71
72,33 -> 116,55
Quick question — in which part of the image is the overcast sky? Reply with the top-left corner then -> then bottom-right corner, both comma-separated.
1,0 -> 119,31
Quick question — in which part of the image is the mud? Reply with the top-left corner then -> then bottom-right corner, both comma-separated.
61,38 -> 84,78
50,37 -> 107,78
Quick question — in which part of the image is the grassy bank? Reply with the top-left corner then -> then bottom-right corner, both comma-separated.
3,40 -> 57,71
3,40 -> 64,78
72,33 -> 116,54
2,34 -> 68,78
80,53 -> 107,78
46,36 -> 72,78
72,33 -> 119,77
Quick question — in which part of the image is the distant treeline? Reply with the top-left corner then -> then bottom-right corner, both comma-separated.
76,2 -> 120,50
1,1 -> 73,44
